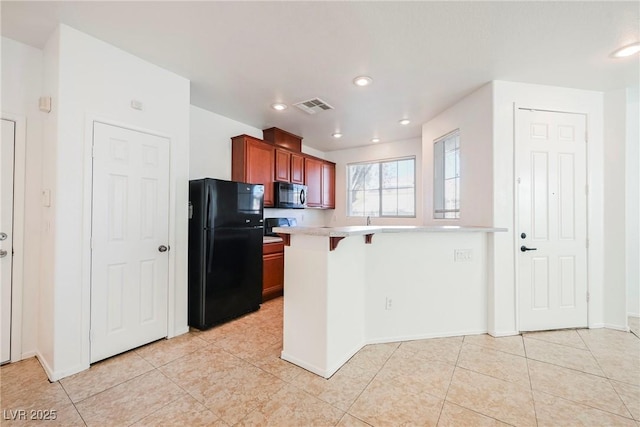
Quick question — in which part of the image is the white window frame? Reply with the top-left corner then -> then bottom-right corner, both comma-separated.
434,130 -> 460,219
347,156 -> 416,218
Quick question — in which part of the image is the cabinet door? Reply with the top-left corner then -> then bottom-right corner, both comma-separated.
246,139 -> 275,207
291,153 -> 305,184
322,162 -> 335,208
263,242 -> 284,301
274,149 -> 291,182
305,157 -> 323,207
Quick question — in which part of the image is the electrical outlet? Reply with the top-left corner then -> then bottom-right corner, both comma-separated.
454,249 -> 472,262
385,297 -> 393,310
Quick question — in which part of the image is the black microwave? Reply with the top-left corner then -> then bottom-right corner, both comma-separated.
275,182 -> 307,209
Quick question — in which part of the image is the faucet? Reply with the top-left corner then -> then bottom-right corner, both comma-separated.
366,216 -> 371,226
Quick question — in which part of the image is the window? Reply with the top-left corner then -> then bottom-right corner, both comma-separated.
347,157 -> 415,217
434,130 -> 460,219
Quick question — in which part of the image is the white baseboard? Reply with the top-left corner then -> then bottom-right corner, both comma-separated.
35,352 -> 88,382
627,313 -> 640,318
366,329 -> 488,344
487,330 -> 520,337
169,326 -> 190,338
602,323 -> 630,332
35,352 -> 56,381
20,350 -> 37,360
280,352 -> 331,378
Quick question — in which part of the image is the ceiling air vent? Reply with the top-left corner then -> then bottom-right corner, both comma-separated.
293,98 -> 334,115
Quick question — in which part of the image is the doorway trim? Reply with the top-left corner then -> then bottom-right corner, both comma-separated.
513,105 -> 590,333
80,115 -> 176,370
2,112 -> 27,363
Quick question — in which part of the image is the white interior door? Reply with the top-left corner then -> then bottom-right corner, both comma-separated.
1,119 -> 15,364
91,122 -> 170,363
517,109 -> 587,331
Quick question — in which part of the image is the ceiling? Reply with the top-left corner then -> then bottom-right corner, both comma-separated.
2,1 -> 639,152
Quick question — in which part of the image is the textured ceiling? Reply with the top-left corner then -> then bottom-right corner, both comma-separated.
2,1 -> 638,151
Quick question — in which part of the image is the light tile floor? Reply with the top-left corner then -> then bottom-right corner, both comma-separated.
2,298 -> 639,426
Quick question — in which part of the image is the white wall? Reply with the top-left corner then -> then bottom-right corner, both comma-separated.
325,138 -> 422,227
492,81 -> 605,334
1,37 -> 44,359
366,232 -> 488,341
189,105 -> 262,180
626,86 -> 640,318
41,25 -> 190,380
422,83 -> 494,227
39,28 -> 60,371
603,89 -> 628,327
190,105 -> 328,226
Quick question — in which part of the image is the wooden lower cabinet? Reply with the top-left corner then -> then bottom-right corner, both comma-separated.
262,241 -> 284,301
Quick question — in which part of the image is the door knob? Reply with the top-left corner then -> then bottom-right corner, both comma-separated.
0,232 -> 7,241
0,249 -> 7,258
520,246 -> 537,252
158,245 -> 169,252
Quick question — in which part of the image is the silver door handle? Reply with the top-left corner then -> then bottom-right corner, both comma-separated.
0,232 -> 7,241
158,245 -> 169,253
0,249 -> 7,258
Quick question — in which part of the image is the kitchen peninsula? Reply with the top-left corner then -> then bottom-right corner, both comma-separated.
273,225 -> 507,378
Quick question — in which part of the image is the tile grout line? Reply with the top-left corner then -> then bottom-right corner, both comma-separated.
66,357 -> 155,406
146,366 -> 226,425
580,332 -> 638,421
434,337 -> 465,426
339,342 -> 401,425
443,337 -> 522,426
529,333 -> 637,421
57,379 -> 89,426
523,338 -> 540,427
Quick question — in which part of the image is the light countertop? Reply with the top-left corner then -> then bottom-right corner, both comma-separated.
263,235 -> 284,243
272,225 -> 507,237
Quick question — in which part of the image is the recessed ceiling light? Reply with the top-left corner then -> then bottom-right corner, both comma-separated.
271,103 -> 287,111
371,138 -> 380,143
611,42 -> 640,58
332,132 -> 342,139
353,76 -> 373,87
399,119 -> 411,125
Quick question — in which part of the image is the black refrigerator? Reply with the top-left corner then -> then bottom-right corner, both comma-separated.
188,178 -> 264,330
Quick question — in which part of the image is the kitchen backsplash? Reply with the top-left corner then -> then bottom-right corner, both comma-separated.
264,208 -> 329,226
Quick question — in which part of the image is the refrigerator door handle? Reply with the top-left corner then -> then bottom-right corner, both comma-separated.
205,185 -> 212,229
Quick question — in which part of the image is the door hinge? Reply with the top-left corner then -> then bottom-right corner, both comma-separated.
586,292 -> 590,303
517,177 -> 521,184
91,144 -> 95,158
585,238 -> 589,249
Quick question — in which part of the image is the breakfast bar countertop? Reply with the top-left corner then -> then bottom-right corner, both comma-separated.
272,225 -> 507,237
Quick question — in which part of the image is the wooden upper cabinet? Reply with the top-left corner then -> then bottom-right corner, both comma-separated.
263,127 -> 302,152
275,149 -> 291,182
231,135 -> 275,207
322,161 -> 336,209
304,157 -> 323,207
290,153 -> 305,185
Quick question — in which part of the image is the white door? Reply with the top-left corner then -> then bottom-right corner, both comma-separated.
517,109 -> 588,331
1,119 -> 15,364
91,122 -> 170,363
